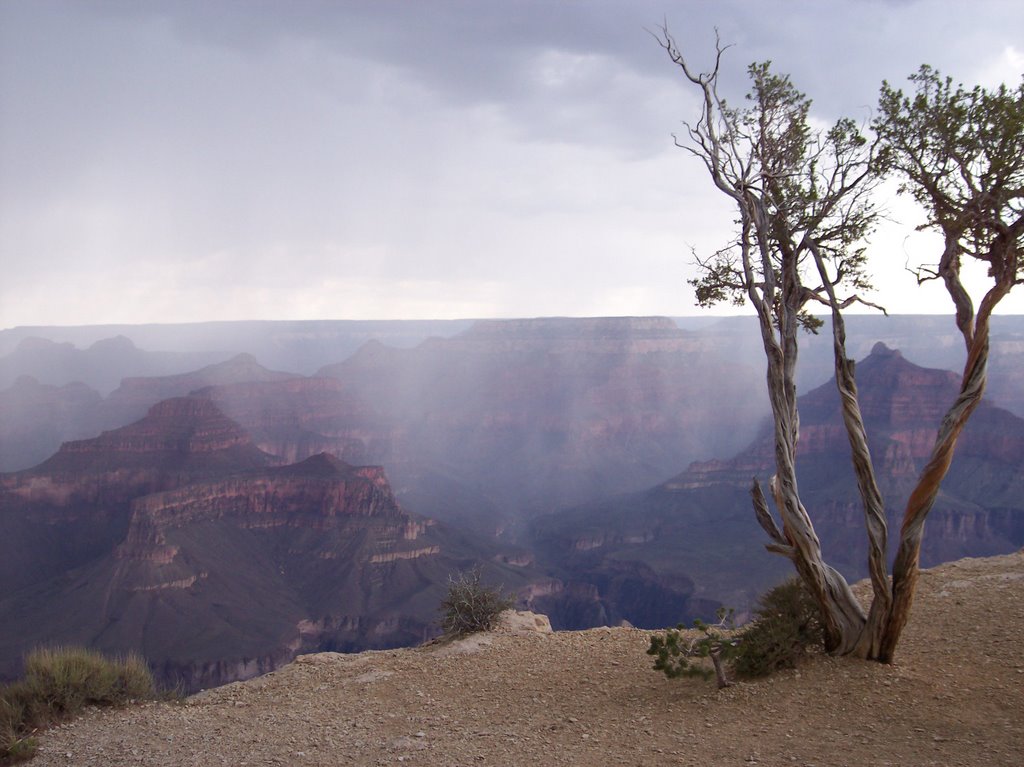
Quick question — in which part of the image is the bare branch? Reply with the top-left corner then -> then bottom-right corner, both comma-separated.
750,478 -> 788,548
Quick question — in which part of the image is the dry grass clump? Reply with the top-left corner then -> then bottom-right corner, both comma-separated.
1,647 -> 155,764
439,568 -> 514,637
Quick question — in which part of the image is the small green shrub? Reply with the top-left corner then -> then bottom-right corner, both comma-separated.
729,578 -> 824,678
439,567 -> 514,637
1,647 -> 156,764
647,608 -> 737,688
648,579 -> 825,687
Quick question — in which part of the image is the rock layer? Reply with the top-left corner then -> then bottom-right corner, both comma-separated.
0,403 -> 553,691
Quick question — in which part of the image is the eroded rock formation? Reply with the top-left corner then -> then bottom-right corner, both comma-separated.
0,401 -> 549,691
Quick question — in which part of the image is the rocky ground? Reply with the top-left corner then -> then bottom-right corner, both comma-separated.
30,551 -> 1024,767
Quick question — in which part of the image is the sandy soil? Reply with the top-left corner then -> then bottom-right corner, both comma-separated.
30,551 -> 1024,766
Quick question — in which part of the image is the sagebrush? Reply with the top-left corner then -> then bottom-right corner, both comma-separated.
1,646 -> 156,764
439,567 -> 514,637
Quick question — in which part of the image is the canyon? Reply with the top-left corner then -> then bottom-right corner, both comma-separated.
530,342 -> 1024,611
0,398 -> 554,690
1,315 -> 1023,689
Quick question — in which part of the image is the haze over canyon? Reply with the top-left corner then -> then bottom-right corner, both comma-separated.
2,315 -> 1023,690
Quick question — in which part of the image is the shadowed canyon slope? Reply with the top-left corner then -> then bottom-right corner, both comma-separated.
0,399 -> 561,691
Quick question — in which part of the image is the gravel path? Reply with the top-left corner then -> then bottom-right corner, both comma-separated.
32,551 -> 1024,766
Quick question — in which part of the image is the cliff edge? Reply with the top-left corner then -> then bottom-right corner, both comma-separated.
30,550 -> 1024,766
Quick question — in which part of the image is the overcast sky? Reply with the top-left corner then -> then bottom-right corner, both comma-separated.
1,0 -> 1022,328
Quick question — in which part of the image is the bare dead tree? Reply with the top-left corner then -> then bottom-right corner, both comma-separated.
656,29 -> 1023,660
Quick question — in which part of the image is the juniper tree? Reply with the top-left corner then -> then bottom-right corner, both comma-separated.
656,28 -> 1023,661
872,66 -> 1024,659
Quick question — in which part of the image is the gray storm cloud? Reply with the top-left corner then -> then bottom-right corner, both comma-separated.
1,0 -> 1022,326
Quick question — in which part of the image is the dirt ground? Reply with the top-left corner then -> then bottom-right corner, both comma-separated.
30,551 -> 1024,766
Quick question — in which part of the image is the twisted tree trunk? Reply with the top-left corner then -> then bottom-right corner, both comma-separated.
657,29 -> 1021,663
878,243 -> 1015,659
747,258 -> 868,654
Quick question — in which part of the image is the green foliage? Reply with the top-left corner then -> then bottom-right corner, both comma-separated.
875,66 -> 1024,284
1,646 -> 156,764
649,580 -> 824,687
647,607 -> 738,687
439,567 -> 514,637
682,55 -> 879,321
730,578 -> 825,678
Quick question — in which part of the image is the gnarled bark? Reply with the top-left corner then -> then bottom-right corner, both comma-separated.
878,237 -> 1018,659
658,31 -> 1022,664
